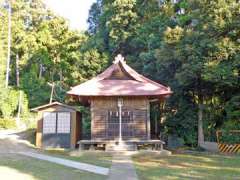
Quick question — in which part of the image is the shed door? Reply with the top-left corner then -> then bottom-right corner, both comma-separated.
42,112 -> 71,148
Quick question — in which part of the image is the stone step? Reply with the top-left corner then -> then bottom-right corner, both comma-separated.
106,142 -> 137,151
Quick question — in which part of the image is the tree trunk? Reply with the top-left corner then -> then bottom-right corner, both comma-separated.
59,69 -> 63,81
16,53 -> 19,87
198,103 -> 204,146
39,64 -> 43,79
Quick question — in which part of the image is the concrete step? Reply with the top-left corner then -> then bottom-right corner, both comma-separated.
106,142 -> 137,151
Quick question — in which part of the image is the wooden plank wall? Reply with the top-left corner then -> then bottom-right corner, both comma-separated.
90,97 -> 150,140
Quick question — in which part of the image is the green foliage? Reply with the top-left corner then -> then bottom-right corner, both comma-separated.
22,115 -> 37,129
106,0 -> 137,51
0,118 -> 17,129
88,0 -> 102,35
219,130 -> 240,144
0,88 -> 19,118
225,95 -> 240,121
77,106 -> 91,138
222,119 -> 240,134
165,96 -> 198,146
21,71 -> 51,107
0,0 -> 107,129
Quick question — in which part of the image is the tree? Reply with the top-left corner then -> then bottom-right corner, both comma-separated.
0,0 -> 108,127
88,0 -> 102,35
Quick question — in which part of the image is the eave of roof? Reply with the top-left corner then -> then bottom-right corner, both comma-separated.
31,101 -> 79,112
67,80 -> 172,96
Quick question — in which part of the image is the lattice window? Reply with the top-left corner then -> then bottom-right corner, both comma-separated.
108,111 -> 119,123
43,112 -> 56,134
122,123 -> 134,137
108,110 -> 133,123
107,123 -> 119,138
57,112 -> 71,133
107,110 -> 134,138
122,111 -> 133,123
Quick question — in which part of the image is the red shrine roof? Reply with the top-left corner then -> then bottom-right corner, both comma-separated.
67,55 -> 172,97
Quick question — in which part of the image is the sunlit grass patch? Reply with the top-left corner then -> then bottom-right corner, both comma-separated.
132,152 -> 240,180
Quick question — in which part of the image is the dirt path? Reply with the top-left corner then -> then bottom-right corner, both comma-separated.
107,152 -> 138,180
0,130 -> 36,153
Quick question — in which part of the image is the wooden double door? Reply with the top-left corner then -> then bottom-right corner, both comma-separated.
42,112 -> 71,148
92,109 -> 148,140
107,110 -> 134,140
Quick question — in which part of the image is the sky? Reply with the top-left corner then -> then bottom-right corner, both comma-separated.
43,0 -> 96,31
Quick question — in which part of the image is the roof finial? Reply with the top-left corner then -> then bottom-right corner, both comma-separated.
113,54 -> 126,64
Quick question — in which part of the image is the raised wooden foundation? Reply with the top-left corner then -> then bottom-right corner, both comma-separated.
78,139 -> 165,151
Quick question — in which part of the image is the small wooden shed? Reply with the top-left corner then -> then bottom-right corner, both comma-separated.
32,102 -> 81,149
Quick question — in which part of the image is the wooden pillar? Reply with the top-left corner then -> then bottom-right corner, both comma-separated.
36,112 -> 43,148
90,99 -> 94,140
70,112 -> 77,149
147,100 -> 151,140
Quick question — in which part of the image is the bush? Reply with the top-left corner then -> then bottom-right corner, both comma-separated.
219,120 -> 240,144
0,118 -> 17,129
218,130 -> 240,144
21,115 -> 37,129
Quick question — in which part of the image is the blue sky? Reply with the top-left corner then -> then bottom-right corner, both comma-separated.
44,0 -> 96,30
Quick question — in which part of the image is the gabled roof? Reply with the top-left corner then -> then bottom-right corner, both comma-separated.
31,101 -> 79,112
67,54 -> 172,97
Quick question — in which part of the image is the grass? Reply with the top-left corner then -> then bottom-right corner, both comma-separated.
42,149 -> 112,168
132,152 -> 240,180
0,154 -> 106,180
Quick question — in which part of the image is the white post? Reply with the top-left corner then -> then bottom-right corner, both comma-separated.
119,104 -> 122,142
5,1 -> 11,88
118,98 -> 123,143
16,90 -> 22,128
49,82 -> 54,103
